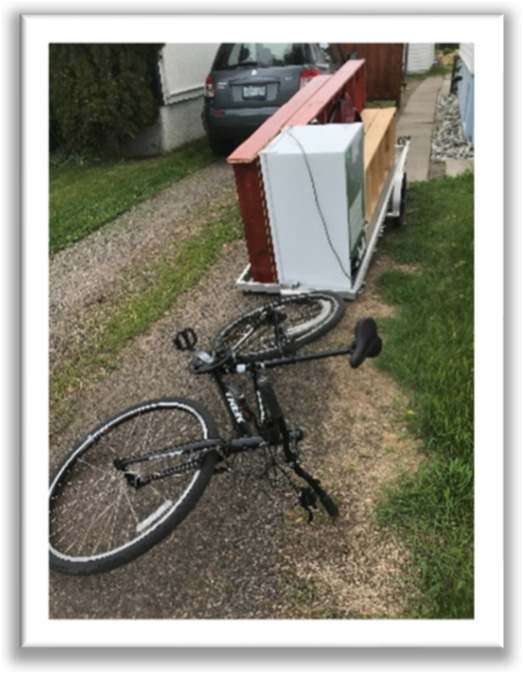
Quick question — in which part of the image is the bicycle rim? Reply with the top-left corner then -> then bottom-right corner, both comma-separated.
213,292 -> 344,361
49,400 -> 216,572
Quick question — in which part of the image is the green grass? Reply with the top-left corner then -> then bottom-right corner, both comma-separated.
50,202 -> 242,406
406,63 -> 453,81
49,138 -> 214,254
375,172 -> 474,618
365,100 -> 397,109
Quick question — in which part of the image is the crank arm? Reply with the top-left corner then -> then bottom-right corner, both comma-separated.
291,462 -> 339,518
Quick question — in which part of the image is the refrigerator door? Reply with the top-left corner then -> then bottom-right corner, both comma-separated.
260,124 -> 365,293
345,127 -> 365,255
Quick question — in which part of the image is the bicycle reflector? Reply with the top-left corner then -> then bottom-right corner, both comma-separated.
174,327 -> 198,352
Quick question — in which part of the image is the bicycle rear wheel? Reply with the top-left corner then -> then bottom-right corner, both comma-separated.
49,398 -> 219,575
212,291 -> 345,363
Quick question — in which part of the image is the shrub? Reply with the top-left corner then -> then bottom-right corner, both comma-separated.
49,44 -> 163,156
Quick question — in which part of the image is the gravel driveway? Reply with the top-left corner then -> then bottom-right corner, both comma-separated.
49,236 -> 421,619
49,160 -> 235,370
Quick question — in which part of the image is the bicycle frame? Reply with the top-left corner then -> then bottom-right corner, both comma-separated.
212,344 -> 355,436
116,342 -> 355,490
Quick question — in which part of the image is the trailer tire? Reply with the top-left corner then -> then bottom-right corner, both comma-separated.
386,172 -> 407,229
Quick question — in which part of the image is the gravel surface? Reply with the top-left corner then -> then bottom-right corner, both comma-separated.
49,241 -> 422,619
431,93 -> 474,161
49,160 -> 235,369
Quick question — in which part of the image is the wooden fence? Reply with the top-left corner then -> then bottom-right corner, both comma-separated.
339,44 -> 404,105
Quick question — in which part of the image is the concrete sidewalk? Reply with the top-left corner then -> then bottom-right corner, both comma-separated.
397,76 -> 444,182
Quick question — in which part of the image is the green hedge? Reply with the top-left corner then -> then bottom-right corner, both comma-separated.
50,44 -> 163,155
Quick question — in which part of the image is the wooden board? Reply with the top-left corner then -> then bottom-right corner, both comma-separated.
362,107 -> 396,220
227,76 -> 329,165
228,60 -> 366,164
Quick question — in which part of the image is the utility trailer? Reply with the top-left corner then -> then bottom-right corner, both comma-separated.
227,60 -> 410,299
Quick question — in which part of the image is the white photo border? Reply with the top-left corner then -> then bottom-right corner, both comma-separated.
22,13 -> 503,647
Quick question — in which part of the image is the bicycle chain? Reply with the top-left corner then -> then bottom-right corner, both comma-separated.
135,449 -> 211,486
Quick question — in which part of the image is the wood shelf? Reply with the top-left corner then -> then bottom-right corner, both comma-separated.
361,107 -> 396,221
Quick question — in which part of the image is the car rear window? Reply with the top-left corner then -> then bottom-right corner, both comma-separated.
213,43 -> 308,69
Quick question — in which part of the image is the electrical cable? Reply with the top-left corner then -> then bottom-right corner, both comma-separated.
285,127 -> 353,282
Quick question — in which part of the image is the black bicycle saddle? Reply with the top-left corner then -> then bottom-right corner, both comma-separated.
350,318 -> 382,368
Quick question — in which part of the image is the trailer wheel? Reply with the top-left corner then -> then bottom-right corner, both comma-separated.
386,173 -> 407,228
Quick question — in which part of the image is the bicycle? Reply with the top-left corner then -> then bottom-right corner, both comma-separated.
49,291 -> 382,575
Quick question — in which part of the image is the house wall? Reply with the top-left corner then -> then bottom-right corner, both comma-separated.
459,42 -> 474,74
123,43 -> 219,156
159,97 -> 209,150
457,43 -> 474,142
158,43 -> 219,152
406,43 -> 435,73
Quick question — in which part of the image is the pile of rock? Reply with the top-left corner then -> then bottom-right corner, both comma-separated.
431,93 -> 474,161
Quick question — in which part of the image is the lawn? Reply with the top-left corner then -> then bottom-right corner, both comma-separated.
50,202 -> 242,408
49,138 -> 214,254
376,172 -> 474,618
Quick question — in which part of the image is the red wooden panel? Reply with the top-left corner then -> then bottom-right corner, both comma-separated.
285,60 -> 366,126
227,76 -> 329,164
233,162 -> 276,283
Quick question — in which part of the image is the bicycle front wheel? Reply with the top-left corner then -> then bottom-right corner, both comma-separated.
49,398 -> 219,575
213,291 -> 345,363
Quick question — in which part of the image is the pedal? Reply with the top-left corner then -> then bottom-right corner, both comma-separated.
298,487 -> 318,523
292,462 -> 339,519
173,327 -> 198,351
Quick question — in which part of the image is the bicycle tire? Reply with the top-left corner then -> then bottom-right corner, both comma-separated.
49,398 -> 219,576
212,291 -> 345,363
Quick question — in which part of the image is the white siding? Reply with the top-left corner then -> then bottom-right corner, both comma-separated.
406,43 -> 435,73
159,97 -> 209,150
159,44 -> 219,104
459,43 -> 474,74
124,44 -> 220,156
457,45 -> 474,142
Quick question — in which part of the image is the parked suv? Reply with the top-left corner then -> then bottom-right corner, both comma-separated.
202,43 -> 345,154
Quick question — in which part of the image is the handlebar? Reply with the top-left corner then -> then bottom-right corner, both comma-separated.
177,316 -> 382,375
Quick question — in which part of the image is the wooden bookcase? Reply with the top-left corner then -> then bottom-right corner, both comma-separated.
361,107 -> 397,221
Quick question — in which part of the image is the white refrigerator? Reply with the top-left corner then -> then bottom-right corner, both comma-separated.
260,123 -> 365,294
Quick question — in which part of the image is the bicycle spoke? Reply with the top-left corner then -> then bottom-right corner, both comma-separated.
122,486 -> 139,526
77,457 -> 114,479
49,400 -> 215,570
104,482 -> 124,554
67,499 -> 117,555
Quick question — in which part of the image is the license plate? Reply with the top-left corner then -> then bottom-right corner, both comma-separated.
243,85 -> 266,99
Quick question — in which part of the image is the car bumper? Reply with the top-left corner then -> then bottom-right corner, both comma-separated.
203,106 -> 279,140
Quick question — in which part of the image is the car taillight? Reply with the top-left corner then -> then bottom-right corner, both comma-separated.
204,74 -> 215,98
299,67 -> 321,89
